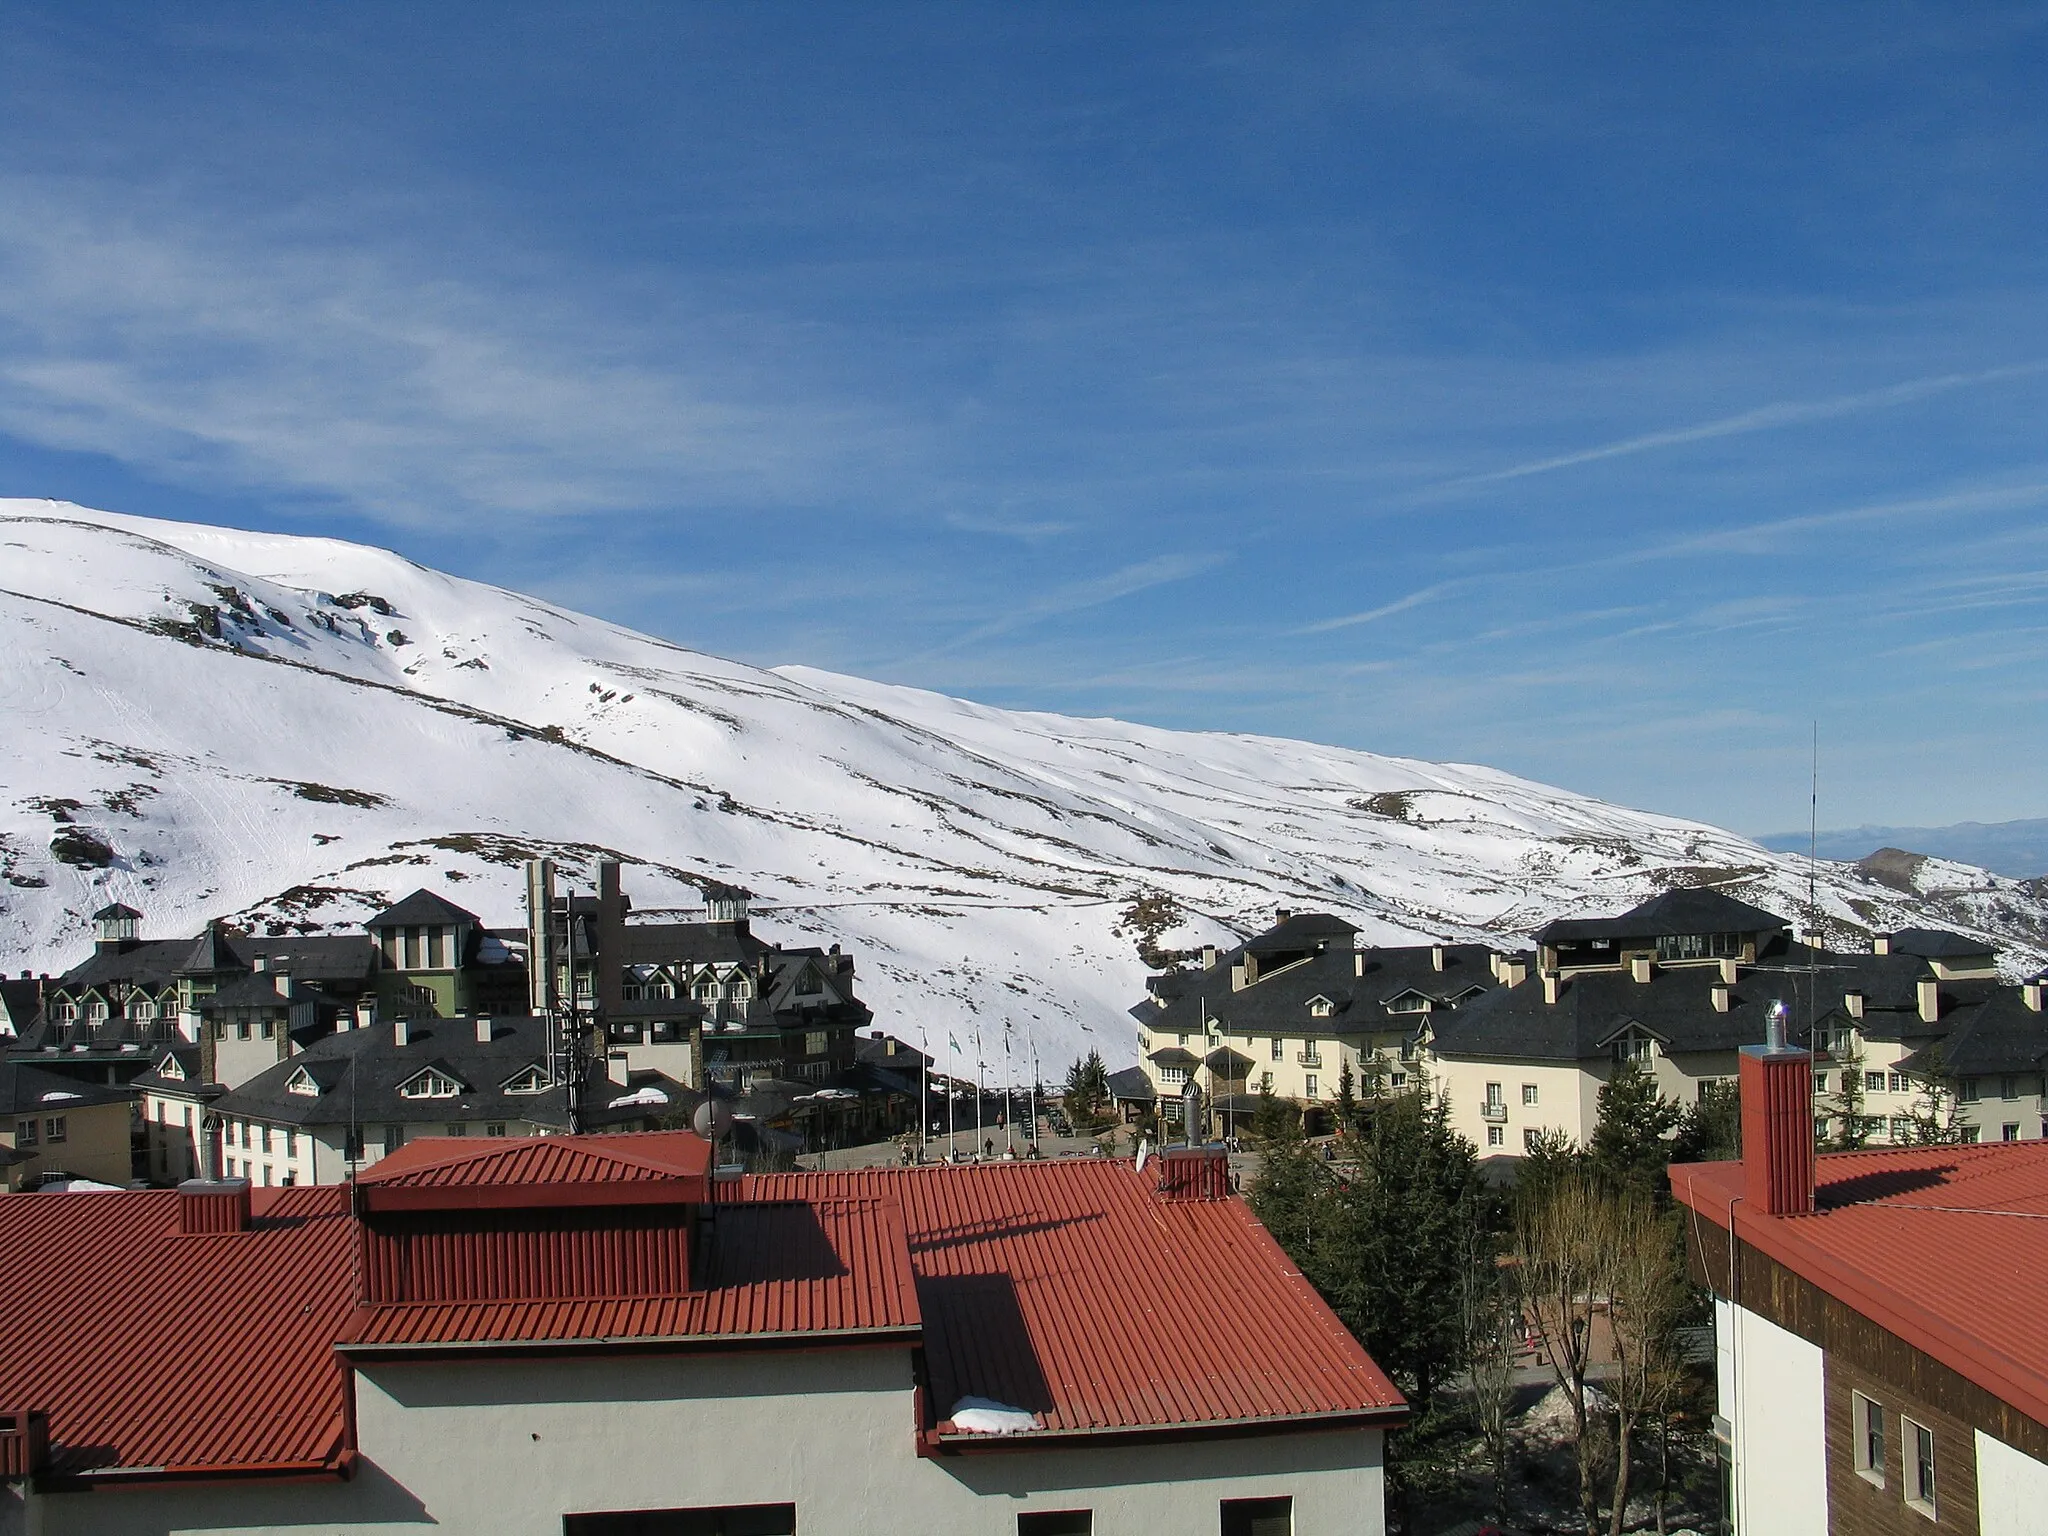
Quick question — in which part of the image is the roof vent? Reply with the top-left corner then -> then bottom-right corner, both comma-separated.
1874,934 -> 1892,956
1720,956 -> 1738,984
1156,1147 -> 1229,1201
1431,945 -> 1445,972
0,1409 -> 50,1479
1630,955 -> 1652,985
1711,983 -> 1730,1013
476,1015 -> 494,1044
177,1177 -> 252,1235
2026,981 -> 2043,1014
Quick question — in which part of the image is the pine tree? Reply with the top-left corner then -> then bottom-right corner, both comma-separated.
1334,1058 -> 1358,1133
1672,1077 -> 1741,1163
1589,1061 -> 1683,1202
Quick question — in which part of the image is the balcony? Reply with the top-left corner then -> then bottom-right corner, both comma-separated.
1296,1051 -> 1323,1068
1480,1101 -> 1507,1123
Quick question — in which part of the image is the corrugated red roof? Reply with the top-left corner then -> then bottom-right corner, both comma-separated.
0,1186 -> 356,1477
343,1197 -> 919,1350
746,1161 -> 1406,1441
1674,1143 -> 2048,1431
362,1130 -> 711,1188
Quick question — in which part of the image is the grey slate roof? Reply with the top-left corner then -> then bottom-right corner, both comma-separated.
0,1059 -> 130,1115
1886,928 -> 1998,961
209,1015 -> 582,1131
363,889 -> 481,929
1106,1065 -> 1156,1102
1898,992 -> 2048,1079
1245,912 -> 1359,953
1430,965 -> 1811,1063
1532,888 -> 1790,945
1139,920 -> 1495,1043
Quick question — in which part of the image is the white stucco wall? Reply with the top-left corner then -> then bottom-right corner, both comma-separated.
1976,1428 -> 2048,1536
1723,1302 -> 1828,1536
27,1344 -> 1386,1536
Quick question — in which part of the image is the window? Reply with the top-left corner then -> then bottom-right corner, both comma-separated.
259,1125 -> 271,1154
1865,1071 -> 1886,1093
1904,1417 -> 1936,1516
382,1124 -> 404,1156
1390,1071 -> 1407,1090
501,1065 -> 550,1095
16,1118 -> 37,1147
1960,1078 -> 1981,1103
1487,1125 -> 1504,1147
1018,1514 -> 1092,1536
486,1122 -> 507,1137
1656,932 -> 1741,961
1271,1037 -> 1285,1060
261,1018 -> 276,1039
1814,1071 -> 1830,1095
1890,1071 -> 1908,1093
1304,1074 -> 1317,1098
563,1504 -> 797,1535
1484,1082 -> 1504,1111
261,1164 -> 272,1187
2002,1076 -> 2019,1101
1260,1071 -> 1273,1090
2004,1123 -> 2021,1142
1387,994 -> 1429,1014
1220,1496 -> 1292,1536
44,1115 -> 65,1143
1177,1033 -> 1188,1046
1891,1116 -> 1916,1141
236,1020 -> 251,1040
447,1123 -> 468,1136
1852,1392 -> 1885,1487
399,1068 -> 464,1099
1612,1030 -> 1653,1065
1522,1083 -> 1539,1107
1524,1128 -> 1543,1152
1963,1126 -> 1981,1144
285,1129 -> 296,1157
805,1030 -> 829,1057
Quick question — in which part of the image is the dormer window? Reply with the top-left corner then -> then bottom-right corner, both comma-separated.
1611,1028 -> 1655,1065
53,1000 -> 77,1024
501,1064 -> 550,1095
1387,993 -> 1431,1015
158,1055 -> 186,1081
83,997 -> 109,1023
285,1066 -> 320,1097
1307,996 -> 1335,1018
398,1067 -> 465,1099
128,997 -> 157,1022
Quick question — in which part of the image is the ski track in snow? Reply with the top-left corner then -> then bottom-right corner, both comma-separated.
2,498 -> 2044,1070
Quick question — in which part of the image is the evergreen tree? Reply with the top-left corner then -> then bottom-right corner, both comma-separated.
1334,1059 -> 1358,1133
1589,1061 -> 1683,1202
1672,1077 -> 1741,1164
1829,1044 -> 1871,1150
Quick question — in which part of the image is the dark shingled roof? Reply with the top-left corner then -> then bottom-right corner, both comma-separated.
363,889 -> 481,929
1244,912 -> 1359,953
1898,991 -> 2048,1079
91,903 -> 143,922
1532,888 -> 1790,945
0,1059 -> 130,1115
1106,1065 -> 1156,1102
1431,966 -> 1802,1063
211,1015 -> 583,1130
1886,928 -> 1998,961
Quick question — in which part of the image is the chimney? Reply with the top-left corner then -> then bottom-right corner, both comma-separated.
1843,989 -> 1864,1020
597,860 -> 625,1020
1720,956 -> 1738,984
1230,963 -> 1246,992
394,1015 -> 414,1048
1354,952 -> 1365,978
1739,1005 -> 1815,1217
2025,981 -> 2044,1013
1202,945 -> 1219,972
1431,944 -> 1445,972
354,995 -> 376,1032
1542,972 -> 1562,1006
1630,954 -> 1652,985
1502,957 -> 1528,989
273,970 -> 292,999
251,954 -> 268,973
1918,978 -> 1940,1024
525,858 -> 558,1017
1275,907 -> 1292,922
0,1409 -> 50,1480
476,1015 -> 494,1044
1712,983 -> 1730,1013
1874,934 -> 1891,956
177,1177 -> 252,1235
607,1051 -> 631,1087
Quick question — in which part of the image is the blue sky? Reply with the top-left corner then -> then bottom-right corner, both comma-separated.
3,4 -> 2046,836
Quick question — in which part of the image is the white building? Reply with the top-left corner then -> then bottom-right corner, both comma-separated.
1674,1034 -> 2048,1534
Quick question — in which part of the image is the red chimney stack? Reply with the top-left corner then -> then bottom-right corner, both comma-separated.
1738,1003 -> 1814,1217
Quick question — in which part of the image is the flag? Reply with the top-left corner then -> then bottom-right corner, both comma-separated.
949,1033 -> 962,1054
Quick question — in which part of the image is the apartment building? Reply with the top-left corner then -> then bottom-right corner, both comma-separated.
0,1133 -> 1406,1535
0,1060 -> 132,1191
1673,1033 -> 2048,1534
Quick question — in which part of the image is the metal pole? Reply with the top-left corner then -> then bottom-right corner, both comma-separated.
975,1026 -> 985,1160
1003,1022 -> 1014,1156
947,1035 -> 957,1162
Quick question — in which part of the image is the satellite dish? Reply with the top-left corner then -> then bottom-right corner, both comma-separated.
693,1097 -> 734,1140
1134,1137 -> 1151,1175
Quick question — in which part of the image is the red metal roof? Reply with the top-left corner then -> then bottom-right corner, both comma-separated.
0,1185 -> 357,1478
343,1197 -> 919,1351
746,1161 -> 1406,1442
1674,1143 -> 2048,1431
360,1130 -> 711,1207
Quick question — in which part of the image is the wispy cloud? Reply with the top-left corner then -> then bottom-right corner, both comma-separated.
1425,361 -> 2048,493
1294,579 -> 1463,634
906,550 -> 1229,662
0,176 -> 910,529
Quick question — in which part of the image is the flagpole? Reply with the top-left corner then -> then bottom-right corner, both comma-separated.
975,1026 -> 985,1161
1003,1022 -> 1015,1156
918,1030 -> 929,1163
947,1032 -> 958,1162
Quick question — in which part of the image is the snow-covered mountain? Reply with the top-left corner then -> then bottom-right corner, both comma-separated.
4,499 -> 2043,1069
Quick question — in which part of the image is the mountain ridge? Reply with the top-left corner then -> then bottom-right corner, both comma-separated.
5,498 -> 2044,1069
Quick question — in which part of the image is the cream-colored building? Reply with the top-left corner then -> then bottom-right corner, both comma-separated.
1,1062 -> 133,1190
2,1134 -> 1404,1535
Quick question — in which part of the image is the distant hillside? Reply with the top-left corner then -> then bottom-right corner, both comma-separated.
1758,820 -> 2048,880
5,499 -> 2047,1070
